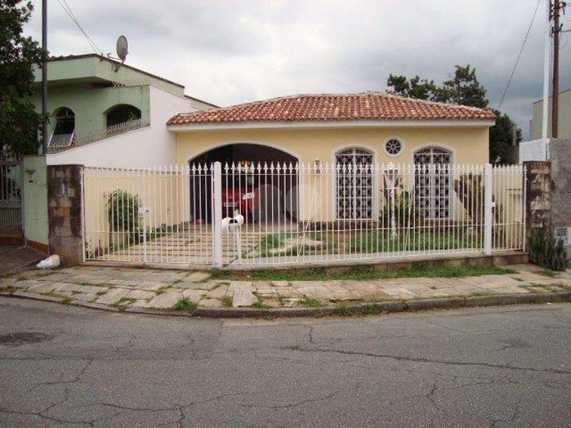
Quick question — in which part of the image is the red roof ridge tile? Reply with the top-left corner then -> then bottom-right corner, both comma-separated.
167,92 -> 496,126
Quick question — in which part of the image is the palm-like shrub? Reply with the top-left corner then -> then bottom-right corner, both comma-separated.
107,190 -> 141,244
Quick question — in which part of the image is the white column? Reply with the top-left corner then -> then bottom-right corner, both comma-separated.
484,163 -> 493,256
211,162 -> 223,268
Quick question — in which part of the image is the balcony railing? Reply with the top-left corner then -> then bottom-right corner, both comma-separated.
48,119 -> 150,153
48,132 -> 75,149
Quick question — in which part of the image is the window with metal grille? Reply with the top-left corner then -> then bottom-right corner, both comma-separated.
413,147 -> 452,219
335,148 -> 374,220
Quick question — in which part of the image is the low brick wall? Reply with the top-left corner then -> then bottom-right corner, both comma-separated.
523,161 -> 552,235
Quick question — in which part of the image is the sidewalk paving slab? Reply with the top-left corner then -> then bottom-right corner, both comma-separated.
228,282 -> 257,307
1,264 -> 570,317
141,291 -> 183,309
207,284 -> 229,299
181,289 -> 207,302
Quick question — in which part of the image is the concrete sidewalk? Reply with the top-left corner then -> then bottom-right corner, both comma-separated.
1,264 -> 570,316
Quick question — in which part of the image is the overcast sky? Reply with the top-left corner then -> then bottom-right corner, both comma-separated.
25,0 -> 571,137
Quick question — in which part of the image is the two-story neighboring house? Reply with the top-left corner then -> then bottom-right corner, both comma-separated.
520,88 -> 571,161
34,54 -> 216,168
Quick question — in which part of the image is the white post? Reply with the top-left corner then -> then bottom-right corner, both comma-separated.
484,163 -> 493,256
541,0 -> 551,148
212,162 -> 223,268
141,209 -> 148,264
80,166 -> 85,263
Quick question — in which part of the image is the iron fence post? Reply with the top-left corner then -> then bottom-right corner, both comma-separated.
484,163 -> 493,255
212,162 -> 223,268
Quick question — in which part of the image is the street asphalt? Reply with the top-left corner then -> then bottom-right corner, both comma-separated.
0,298 -> 570,427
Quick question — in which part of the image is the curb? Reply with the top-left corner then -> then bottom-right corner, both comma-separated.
2,290 -> 571,319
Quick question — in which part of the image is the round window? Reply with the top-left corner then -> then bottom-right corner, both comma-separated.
385,139 -> 402,156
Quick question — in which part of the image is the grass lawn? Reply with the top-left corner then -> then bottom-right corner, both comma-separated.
210,264 -> 514,282
252,229 -> 483,258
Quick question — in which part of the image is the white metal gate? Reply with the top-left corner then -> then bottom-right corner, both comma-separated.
82,162 -> 526,269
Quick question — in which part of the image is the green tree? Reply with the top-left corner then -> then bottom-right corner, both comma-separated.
387,65 -> 519,164
489,110 -> 521,164
0,0 -> 43,156
387,74 -> 437,100
440,65 -> 488,108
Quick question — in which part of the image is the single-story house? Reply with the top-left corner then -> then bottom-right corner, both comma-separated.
168,92 -> 495,167
166,93 -> 496,221
82,93 -> 528,267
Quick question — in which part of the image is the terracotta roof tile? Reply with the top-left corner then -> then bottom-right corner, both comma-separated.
168,92 -> 496,126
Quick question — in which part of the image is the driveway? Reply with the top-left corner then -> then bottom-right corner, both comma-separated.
0,245 -> 44,276
0,300 -> 570,427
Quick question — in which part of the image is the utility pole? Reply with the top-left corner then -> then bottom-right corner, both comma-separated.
550,0 -> 566,139
542,0 -> 551,145
41,0 -> 48,155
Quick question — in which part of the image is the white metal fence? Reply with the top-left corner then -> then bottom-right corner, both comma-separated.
82,162 -> 526,269
0,159 -> 22,231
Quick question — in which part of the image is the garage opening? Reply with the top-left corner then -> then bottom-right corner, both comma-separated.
189,144 -> 298,224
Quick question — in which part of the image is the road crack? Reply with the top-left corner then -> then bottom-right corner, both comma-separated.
284,346 -> 571,375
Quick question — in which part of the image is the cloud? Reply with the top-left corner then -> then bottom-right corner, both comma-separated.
25,0 -> 571,137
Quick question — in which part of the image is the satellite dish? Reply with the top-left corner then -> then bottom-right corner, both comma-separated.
116,35 -> 128,63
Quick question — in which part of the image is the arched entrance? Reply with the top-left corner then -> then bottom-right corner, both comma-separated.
189,143 -> 299,224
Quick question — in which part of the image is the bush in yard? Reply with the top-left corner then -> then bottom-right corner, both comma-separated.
528,227 -> 567,271
379,190 -> 421,228
106,190 -> 141,244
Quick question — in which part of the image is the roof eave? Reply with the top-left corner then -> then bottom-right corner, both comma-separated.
167,119 -> 496,132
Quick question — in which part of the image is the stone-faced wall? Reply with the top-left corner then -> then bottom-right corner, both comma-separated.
523,161 -> 552,237
550,139 -> 571,258
48,165 -> 83,266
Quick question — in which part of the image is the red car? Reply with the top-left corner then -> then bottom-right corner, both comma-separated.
222,188 -> 256,218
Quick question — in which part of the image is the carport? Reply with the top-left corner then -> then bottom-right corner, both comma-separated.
188,143 -> 299,224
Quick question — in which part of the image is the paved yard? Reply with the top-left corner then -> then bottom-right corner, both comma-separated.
1,263 -> 570,312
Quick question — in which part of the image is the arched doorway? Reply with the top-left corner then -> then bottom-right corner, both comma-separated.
189,143 -> 299,224
335,147 -> 374,219
413,147 -> 452,219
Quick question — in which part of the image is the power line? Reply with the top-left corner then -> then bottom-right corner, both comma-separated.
56,0 -> 103,55
497,0 -> 542,111
57,0 -> 101,54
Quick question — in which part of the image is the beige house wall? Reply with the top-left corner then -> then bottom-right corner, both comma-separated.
172,125 -> 490,223
174,126 -> 490,165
